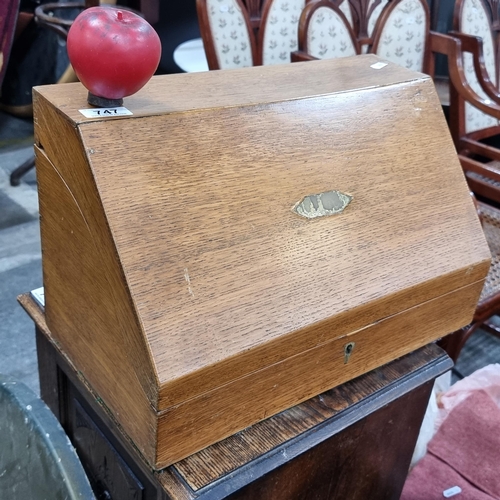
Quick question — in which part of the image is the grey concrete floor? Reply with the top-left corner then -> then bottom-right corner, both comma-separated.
0,111 -> 41,395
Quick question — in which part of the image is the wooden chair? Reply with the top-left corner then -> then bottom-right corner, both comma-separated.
294,0 -> 360,61
195,0 -> 411,69
196,0 -> 310,69
370,0 -> 431,73
295,0 -> 389,52
258,0 -> 308,65
431,0 -> 500,361
446,0 -> 500,206
335,0 -> 389,52
293,0 -> 433,75
439,199 -> 500,362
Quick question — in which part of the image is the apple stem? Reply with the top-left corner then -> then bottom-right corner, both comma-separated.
117,10 -> 123,21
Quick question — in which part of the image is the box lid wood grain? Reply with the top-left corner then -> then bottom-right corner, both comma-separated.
33,55 -> 490,469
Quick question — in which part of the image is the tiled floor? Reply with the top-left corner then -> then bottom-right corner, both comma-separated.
0,109 -> 499,398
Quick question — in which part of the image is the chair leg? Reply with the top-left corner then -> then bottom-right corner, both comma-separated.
438,323 -> 477,363
482,320 -> 500,340
10,155 -> 35,186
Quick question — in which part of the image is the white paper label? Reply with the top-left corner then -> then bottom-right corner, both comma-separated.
370,62 -> 388,70
31,287 -> 45,307
443,486 -> 462,498
79,107 -> 133,118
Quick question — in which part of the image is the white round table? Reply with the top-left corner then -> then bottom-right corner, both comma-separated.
173,38 -> 209,73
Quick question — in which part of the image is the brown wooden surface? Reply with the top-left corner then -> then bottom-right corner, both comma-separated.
34,116 -> 159,463
23,293 -> 451,499
33,55 -> 426,123
168,344 -> 449,493
226,383 -> 434,500
152,278 -> 482,466
33,56 -> 490,467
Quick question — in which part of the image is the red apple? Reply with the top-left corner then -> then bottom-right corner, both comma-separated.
67,7 -> 161,103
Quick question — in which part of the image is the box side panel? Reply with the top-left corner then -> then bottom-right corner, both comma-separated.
155,279 -> 483,468
33,91 -> 159,463
79,77 -> 490,406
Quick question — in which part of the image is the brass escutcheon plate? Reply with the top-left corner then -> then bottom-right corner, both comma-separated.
293,190 -> 352,219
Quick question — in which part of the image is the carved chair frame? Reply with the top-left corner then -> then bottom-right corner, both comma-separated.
446,0 -> 500,205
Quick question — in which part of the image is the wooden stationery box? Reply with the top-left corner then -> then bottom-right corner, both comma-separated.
33,55 -> 490,470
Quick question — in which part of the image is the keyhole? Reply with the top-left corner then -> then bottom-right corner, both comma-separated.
344,342 -> 355,364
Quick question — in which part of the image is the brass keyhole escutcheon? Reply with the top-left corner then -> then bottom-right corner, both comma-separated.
344,342 -> 355,364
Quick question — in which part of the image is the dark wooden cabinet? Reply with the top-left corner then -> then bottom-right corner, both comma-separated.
22,294 -> 452,500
